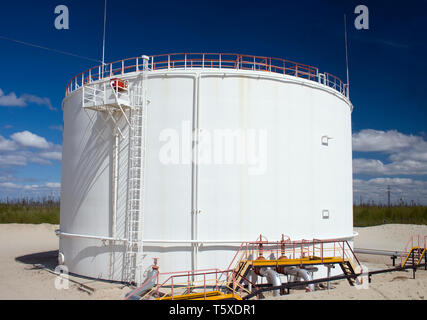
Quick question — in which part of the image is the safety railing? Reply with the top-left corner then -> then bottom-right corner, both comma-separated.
400,235 -> 427,265
224,234 -> 362,280
65,53 -> 349,98
139,268 -> 253,300
124,270 -> 159,301
132,235 -> 360,300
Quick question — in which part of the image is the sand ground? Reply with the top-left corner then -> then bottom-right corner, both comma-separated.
0,224 -> 128,300
0,223 -> 426,300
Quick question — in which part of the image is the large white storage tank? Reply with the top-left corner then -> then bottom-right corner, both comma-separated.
58,53 -> 354,284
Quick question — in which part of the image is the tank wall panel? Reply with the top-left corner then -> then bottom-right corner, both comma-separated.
140,76 -> 194,273
60,89 -> 115,278
197,76 -> 353,243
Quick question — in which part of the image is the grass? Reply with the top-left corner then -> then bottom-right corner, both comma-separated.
354,206 -> 427,227
0,201 -> 426,227
0,201 -> 60,224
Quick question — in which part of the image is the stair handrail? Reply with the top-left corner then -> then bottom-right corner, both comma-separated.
344,240 -> 362,267
160,269 -> 249,300
224,271 -> 255,296
416,247 -> 426,266
226,246 -> 253,290
165,270 -> 221,300
124,271 -> 159,300
400,236 -> 416,265
225,241 -> 246,275
335,241 -> 362,272
140,268 -> 222,300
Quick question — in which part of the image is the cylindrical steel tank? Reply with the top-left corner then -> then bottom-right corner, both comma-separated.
59,53 -> 354,284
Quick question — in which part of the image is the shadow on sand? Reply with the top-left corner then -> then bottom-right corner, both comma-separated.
15,250 -> 58,271
15,250 -> 129,290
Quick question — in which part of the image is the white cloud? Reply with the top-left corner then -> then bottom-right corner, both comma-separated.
0,135 -> 17,151
389,141 -> 427,162
40,151 -> 62,160
0,182 -> 21,189
0,131 -> 62,169
11,131 -> 51,149
352,129 -> 427,204
354,159 -> 385,174
0,129 -> 62,198
0,89 -> 26,107
353,158 -> 427,176
45,182 -> 60,188
353,130 -> 427,176
39,151 -> 62,161
21,94 -> 55,111
367,177 -> 413,185
29,156 -> 53,165
0,181 -> 61,199
0,155 -> 27,166
0,181 -> 60,190
0,88 -> 55,111
353,178 -> 427,205
353,129 -> 421,153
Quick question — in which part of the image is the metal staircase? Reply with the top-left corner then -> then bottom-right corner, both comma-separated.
400,236 -> 427,269
402,247 -> 427,268
225,259 -> 252,293
339,260 -> 356,286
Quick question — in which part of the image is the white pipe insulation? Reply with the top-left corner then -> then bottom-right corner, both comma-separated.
281,266 -> 315,292
258,268 -> 281,297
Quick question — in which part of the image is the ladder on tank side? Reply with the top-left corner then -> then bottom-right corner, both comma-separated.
124,56 -> 150,285
81,56 -> 150,285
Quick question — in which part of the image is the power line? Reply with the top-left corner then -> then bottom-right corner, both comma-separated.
0,34 -> 101,63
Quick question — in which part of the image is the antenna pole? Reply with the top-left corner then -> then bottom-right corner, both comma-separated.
102,0 -> 107,68
344,14 -> 350,98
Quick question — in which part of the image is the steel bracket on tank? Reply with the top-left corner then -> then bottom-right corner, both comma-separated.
321,135 -> 333,146
318,73 -> 326,85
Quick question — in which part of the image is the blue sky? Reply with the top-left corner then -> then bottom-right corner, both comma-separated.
0,0 -> 426,204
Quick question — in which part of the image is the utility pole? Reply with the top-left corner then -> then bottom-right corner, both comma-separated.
387,185 -> 391,207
